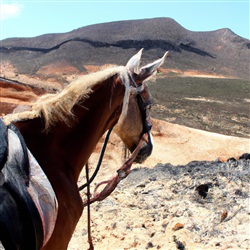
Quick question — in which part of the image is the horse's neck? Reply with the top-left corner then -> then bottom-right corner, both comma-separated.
63,81 -> 125,179
15,78 -> 125,182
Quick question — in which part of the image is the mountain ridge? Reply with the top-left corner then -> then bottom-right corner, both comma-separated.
0,18 -> 249,139
1,18 -> 249,81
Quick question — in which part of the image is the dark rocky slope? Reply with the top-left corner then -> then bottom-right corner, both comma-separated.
1,18 -> 249,80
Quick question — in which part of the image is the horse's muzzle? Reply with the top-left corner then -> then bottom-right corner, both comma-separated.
134,131 -> 153,163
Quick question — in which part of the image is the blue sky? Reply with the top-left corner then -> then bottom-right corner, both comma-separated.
0,0 -> 249,40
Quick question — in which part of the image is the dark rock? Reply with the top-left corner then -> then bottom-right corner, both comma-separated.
195,184 -> 210,199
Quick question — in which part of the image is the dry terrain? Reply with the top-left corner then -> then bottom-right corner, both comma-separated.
1,73 -> 249,249
1,17 -> 250,250
68,118 -> 249,250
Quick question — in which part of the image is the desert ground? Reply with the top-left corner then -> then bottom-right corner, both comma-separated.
68,118 -> 249,250
0,71 -> 249,249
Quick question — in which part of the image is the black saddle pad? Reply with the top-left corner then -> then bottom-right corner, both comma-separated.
0,122 -> 43,249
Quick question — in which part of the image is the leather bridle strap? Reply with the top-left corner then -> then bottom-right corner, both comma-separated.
80,71 -> 151,249
82,134 -> 146,207
85,161 -> 94,250
78,72 -> 139,192
78,126 -> 114,191
79,72 -> 152,192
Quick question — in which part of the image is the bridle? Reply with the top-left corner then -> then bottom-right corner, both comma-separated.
78,70 -> 152,191
78,70 -> 153,250
128,72 -> 153,158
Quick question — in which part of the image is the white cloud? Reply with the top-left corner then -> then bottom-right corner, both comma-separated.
0,2 -> 23,20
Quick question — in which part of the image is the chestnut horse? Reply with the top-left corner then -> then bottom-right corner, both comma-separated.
1,49 -> 168,250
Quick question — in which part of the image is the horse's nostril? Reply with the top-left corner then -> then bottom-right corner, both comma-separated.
134,141 -> 153,163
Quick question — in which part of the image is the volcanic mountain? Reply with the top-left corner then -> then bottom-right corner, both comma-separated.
0,18 -> 249,138
1,17 -> 249,85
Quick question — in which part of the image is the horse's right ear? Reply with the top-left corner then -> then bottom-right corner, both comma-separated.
126,48 -> 144,74
137,51 -> 169,82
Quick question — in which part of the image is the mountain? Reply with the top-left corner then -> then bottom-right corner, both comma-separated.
1,17 -> 249,85
0,18 -> 249,138
1,19 -> 249,250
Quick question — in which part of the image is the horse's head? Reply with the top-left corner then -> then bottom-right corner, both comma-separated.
114,49 -> 168,163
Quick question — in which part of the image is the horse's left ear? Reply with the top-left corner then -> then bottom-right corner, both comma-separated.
126,48 -> 144,74
137,51 -> 169,81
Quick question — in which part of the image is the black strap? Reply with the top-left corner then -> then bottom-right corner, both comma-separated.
78,127 -> 113,191
137,93 -> 152,134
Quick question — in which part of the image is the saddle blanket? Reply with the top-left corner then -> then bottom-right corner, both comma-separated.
6,127 -> 58,247
27,148 -> 58,247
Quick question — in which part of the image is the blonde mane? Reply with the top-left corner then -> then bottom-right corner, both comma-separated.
3,66 -> 128,129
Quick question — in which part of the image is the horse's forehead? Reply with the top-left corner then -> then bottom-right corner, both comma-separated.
137,85 -> 152,107
142,86 -> 151,100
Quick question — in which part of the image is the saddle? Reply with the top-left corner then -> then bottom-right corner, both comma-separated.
0,118 -> 43,249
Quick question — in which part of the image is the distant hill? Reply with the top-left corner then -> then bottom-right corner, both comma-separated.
1,18 -> 249,84
1,18 -> 249,138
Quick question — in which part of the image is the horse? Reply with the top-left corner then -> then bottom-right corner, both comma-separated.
0,49 -> 168,250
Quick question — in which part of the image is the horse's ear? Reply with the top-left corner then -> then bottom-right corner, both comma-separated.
126,48 -> 144,74
137,51 -> 169,81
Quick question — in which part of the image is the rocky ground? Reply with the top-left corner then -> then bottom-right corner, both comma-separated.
67,120 -> 249,250
149,76 -> 250,139
0,72 -> 249,249
69,156 -> 250,250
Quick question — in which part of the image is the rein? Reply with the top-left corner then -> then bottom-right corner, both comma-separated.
78,70 -> 144,192
78,126 -> 113,191
79,71 -> 152,250
85,161 -> 94,250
